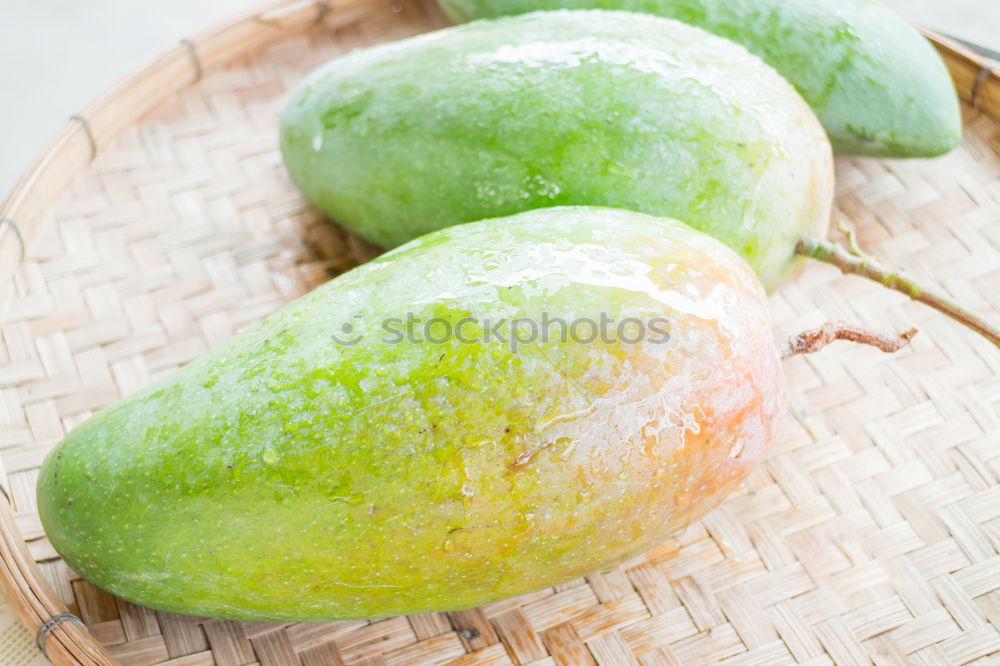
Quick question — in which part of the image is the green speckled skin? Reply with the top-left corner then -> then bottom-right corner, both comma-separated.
38,208 -> 785,621
280,11 -> 833,290
437,0 -> 962,157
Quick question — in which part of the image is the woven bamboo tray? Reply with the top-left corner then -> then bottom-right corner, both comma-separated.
1,0 -> 999,664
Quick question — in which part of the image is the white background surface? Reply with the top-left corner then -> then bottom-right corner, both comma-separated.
1,0 -> 999,199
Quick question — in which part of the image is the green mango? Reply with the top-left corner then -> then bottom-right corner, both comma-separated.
280,10 -> 833,291
436,0 -> 962,157
38,207 -> 785,621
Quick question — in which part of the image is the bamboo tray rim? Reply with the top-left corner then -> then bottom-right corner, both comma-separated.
2,4 -> 1000,293
1,2 -> 999,664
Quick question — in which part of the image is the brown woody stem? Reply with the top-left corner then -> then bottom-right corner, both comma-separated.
796,236 -> 1000,348
781,323 -> 918,359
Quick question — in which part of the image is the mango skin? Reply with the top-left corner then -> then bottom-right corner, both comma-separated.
280,10 -> 833,291
38,207 -> 785,621
437,0 -> 962,157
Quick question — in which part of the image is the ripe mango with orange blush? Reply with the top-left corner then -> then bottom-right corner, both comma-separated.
38,207 -> 787,620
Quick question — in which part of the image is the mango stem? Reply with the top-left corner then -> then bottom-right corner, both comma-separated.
780,323 -> 917,359
795,236 -> 1000,347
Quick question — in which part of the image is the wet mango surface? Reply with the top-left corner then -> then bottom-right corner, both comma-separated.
38,208 -> 785,620
280,10 -> 833,290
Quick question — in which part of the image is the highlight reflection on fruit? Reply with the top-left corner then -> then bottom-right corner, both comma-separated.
38,208 -> 800,620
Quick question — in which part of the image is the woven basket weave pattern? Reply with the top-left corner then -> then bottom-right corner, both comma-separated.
2,0 -> 1000,663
